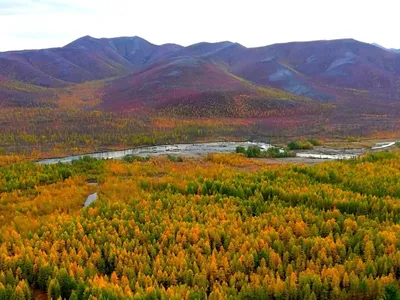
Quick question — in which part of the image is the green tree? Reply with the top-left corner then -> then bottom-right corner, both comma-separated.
38,264 -> 53,290
48,279 -> 61,300
57,268 -> 77,300
11,286 -> 25,300
384,284 -> 400,300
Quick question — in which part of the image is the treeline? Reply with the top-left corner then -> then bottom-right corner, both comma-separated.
0,108 -> 252,154
0,156 -> 104,193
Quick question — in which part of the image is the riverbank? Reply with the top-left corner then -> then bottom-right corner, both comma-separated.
36,142 -> 271,165
34,139 -> 399,165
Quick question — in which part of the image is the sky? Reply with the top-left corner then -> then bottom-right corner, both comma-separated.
0,0 -> 399,51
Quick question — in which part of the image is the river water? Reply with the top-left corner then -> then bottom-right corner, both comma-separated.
84,192 -> 98,208
296,153 -> 358,160
371,141 -> 397,150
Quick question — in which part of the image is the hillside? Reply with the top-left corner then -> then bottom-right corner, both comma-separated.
101,55 -> 314,117
0,36 -> 182,88
1,37 -> 399,105
0,36 -> 399,153
1,36 -> 400,109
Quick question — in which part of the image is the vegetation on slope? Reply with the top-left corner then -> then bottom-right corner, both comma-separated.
227,73 -> 311,102
0,80 -> 49,93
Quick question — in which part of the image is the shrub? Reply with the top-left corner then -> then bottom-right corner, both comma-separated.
308,139 -> 323,146
236,146 -> 246,154
246,146 -> 262,158
287,140 -> 314,150
167,155 -> 183,162
235,146 -> 295,158
206,153 -> 256,166
122,155 -> 149,163
264,147 -> 295,158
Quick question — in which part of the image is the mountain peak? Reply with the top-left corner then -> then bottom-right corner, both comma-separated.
64,35 -> 99,49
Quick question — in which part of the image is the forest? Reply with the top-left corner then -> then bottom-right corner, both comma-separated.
1,104 -> 399,156
0,150 -> 400,299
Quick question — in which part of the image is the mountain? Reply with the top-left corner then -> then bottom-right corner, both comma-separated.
171,38 -> 400,98
372,43 -> 400,54
0,36 -> 400,121
101,55 -> 311,117
0,36 -> 183,88
101,38 -> 400,118
65,35 -> 183,69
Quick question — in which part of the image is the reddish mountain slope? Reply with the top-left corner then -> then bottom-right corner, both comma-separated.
169,39 -> 400,102
102,56 -> 250,110
0,36 -> 182,88
0,55 -> 67,87
102,55 -> 315,118
0,36 -> 399,120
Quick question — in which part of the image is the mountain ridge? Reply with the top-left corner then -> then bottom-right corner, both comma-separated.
0,35 -> 399,121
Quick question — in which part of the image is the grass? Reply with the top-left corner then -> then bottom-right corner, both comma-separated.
226,72 -> 311,102
0,80 -> 49,93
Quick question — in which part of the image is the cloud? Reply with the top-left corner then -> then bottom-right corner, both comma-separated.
0,0 -> 31,15
0,0 -> 90,16
0,0 -> 399,51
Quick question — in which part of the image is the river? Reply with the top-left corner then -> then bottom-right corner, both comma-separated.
35,140 -> 398,165
36,142 -> 272,165
84,192 -> 98,208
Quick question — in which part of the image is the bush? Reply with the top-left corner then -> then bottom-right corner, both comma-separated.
167,155 -> 183,162
122,155 -> 149,163
396,142 -> 400,148
235,146 -> 295,158
246,146 -> 262,158
264,147 -> 295,158
236,146 -> 246,154
308,139 -> 323,146
287,140 -> 314,150
236,145 -> 261,158
361,152 -> 397,163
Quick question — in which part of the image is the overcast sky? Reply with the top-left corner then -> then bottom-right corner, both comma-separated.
0,0 -> 398,51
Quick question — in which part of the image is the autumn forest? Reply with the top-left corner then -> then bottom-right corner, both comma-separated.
0,150 -> 399,299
